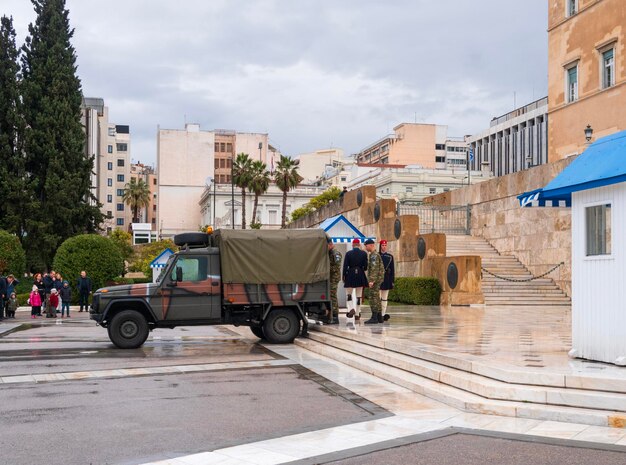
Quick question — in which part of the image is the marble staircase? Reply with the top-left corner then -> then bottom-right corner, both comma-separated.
298,326 -> 626,428
446,235 -> 570,306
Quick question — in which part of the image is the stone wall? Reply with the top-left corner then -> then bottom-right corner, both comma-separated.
426,157 -> 576,296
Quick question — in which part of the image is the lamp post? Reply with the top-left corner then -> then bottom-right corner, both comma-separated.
230,154 -> 235,229
585,124 -> 593,144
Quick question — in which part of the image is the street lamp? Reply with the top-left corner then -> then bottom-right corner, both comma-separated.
584,124 -> 593,143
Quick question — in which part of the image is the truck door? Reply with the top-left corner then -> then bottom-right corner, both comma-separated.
161,253 -> 221,321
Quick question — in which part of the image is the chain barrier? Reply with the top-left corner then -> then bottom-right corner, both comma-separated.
481,262 -> 564,282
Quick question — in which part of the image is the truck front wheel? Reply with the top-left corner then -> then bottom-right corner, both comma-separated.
263,308 -> 300,344
250,325 -> 265,339
108,310 -> 149,349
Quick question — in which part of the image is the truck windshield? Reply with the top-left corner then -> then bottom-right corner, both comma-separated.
156,255 -> 177,283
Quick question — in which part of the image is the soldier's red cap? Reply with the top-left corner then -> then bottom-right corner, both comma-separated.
380,240 -> 388,245
352,238 -> 360,244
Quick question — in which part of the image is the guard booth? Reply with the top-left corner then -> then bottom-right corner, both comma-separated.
518,130 -> 626,365
317,214 -> 371,308
149,248 -> 174,283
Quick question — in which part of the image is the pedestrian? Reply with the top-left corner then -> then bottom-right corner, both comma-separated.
6,292 -> 17,318
77,270 -> 92,312
5,275 -> 18,317
363,238 -> 384,324
379,239 -> 395,323
29,285 -> 42,319
0,274 -> 6,321
343,238 -> 368,321
33,273 -> 45,316
46,289 -> 59,318
54,273 -> 64,313
59,281 -> 72,318
327,237 -> 342,324
339,187 -> 348,202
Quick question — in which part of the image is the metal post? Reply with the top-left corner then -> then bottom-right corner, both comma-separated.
213,181 -> 216,228
231,154 -> 235,229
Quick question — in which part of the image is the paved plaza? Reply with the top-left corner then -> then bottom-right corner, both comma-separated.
1,305 -> 626,464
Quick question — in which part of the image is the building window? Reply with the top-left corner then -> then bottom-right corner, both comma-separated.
602,48 -> 615,89
117,189 -> 124,196
220,142 -> 226,152
116,218 -> 124,226
152,218 -> 156,224
214,142 -> 219,152
107,210 -> 112,217
405,186 -> 413,193
107,162 -> 113,170
116,143 -> 128,152
429,187 -> 436,194
566,65 -> 578,103
107,178 -> 113,187
153,178 -> 157,185
226,143 -> 232,152
153,205 -> 157,212
566,0 -> 577,17
107,194 -> 112,203
117,203 -> 124,211
443,188 -> 450,192
435,144 -> 445,150
435,156 -> 446,163
117,159 -> 125,167
117,174 -> 125,182
108,127 -> 115,137
586,204 -> 611,256
107,145 -> 113,154
340,177 -> 347,182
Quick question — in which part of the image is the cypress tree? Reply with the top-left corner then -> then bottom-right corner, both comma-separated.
21,0 -> 103,269
0,16 -> 28,237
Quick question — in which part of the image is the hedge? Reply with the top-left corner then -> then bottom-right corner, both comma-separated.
53,234 -> 124,293
364,277 -> 441,305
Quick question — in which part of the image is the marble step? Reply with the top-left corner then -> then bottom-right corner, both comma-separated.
304,331 -> 626,411
296,337 -> 623,427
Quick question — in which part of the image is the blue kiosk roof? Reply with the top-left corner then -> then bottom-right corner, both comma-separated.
519,130 -> 626,207
318,214 -> 373,243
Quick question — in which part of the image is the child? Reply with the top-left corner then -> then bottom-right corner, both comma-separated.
29,285 -> 42,319
47,288 -> 59,318
59,281 -> 72,318
6,292 -> 17,318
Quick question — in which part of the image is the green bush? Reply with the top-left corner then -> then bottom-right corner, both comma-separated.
290,205 -> 314,222
108,229 -> 134,272
0,230 -> 26,277
128,239 -> 176,276
17,292 -> 30,307
53,234 -> 124,293
389,277 -> 441,305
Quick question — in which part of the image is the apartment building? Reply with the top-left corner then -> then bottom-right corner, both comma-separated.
157,124 -> 271,238
295,148 -> 345,184
81,98 -> 132,232
129,162 -> 157,225
548,0 -> 626,160
467,97 -> 549,177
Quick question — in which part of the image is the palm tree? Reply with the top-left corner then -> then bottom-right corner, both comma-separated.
232,152 -> 253,229
248,160 -> 271,227
274,155 -> 303,228
122,178 -> 151,225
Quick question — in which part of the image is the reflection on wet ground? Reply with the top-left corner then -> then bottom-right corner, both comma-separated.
0,314 -> 277,377
320,304 -> 626,377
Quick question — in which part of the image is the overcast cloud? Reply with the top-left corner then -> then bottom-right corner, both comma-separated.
3,0 -> 548,166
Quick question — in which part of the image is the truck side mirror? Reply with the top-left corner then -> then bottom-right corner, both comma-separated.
176,266 -> 183,282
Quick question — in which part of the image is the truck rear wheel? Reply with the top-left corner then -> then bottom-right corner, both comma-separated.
263,308 -> 300,344
108,310 -> 149,349
250,325 -> 265,339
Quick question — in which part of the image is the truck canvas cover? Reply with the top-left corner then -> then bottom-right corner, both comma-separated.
214,229 -> 329,284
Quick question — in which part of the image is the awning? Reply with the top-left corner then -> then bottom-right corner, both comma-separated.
518,130 -> 626,208
317,214 -> 374,242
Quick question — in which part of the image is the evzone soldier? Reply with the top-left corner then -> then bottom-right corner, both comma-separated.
364,238 -> 384,324
343,238 -> 368,321
379,239 -> 395,323
326,237 -> 342,324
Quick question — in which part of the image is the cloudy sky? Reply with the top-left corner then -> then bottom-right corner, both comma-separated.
4,0 -> 547,166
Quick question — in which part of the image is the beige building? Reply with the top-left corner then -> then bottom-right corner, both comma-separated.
295,148 -> 345,184
548,0 -> 626,160
81,98 -> 132,232
356,123 -> 448,168
157,124 -> 272,238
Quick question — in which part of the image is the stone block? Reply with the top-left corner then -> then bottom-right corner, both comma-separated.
422,255 -> 483,306
416,233 -> 446,260
374,199 -> 397,222
342,185 -> 376,212
377,217 -> 397,243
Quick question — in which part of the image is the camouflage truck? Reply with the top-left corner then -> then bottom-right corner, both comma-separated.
90,229 -> 330,348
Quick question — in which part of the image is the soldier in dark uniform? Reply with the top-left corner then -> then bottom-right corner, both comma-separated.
327,237 -> 342,324
343,238 -> 368,321
379,239 -> 395,323
364,238 -> 384,324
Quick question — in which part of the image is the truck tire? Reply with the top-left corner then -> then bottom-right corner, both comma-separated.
250,325 -> 265,339
174,232 -> 210,247
108,310 -> 149,349
263,308 -> 300,344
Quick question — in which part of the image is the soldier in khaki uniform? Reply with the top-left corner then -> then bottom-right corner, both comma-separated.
327,237 -> 342,324
364,238 -> 384,324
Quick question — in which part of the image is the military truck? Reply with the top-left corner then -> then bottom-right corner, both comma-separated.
90,229 -> 330,348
